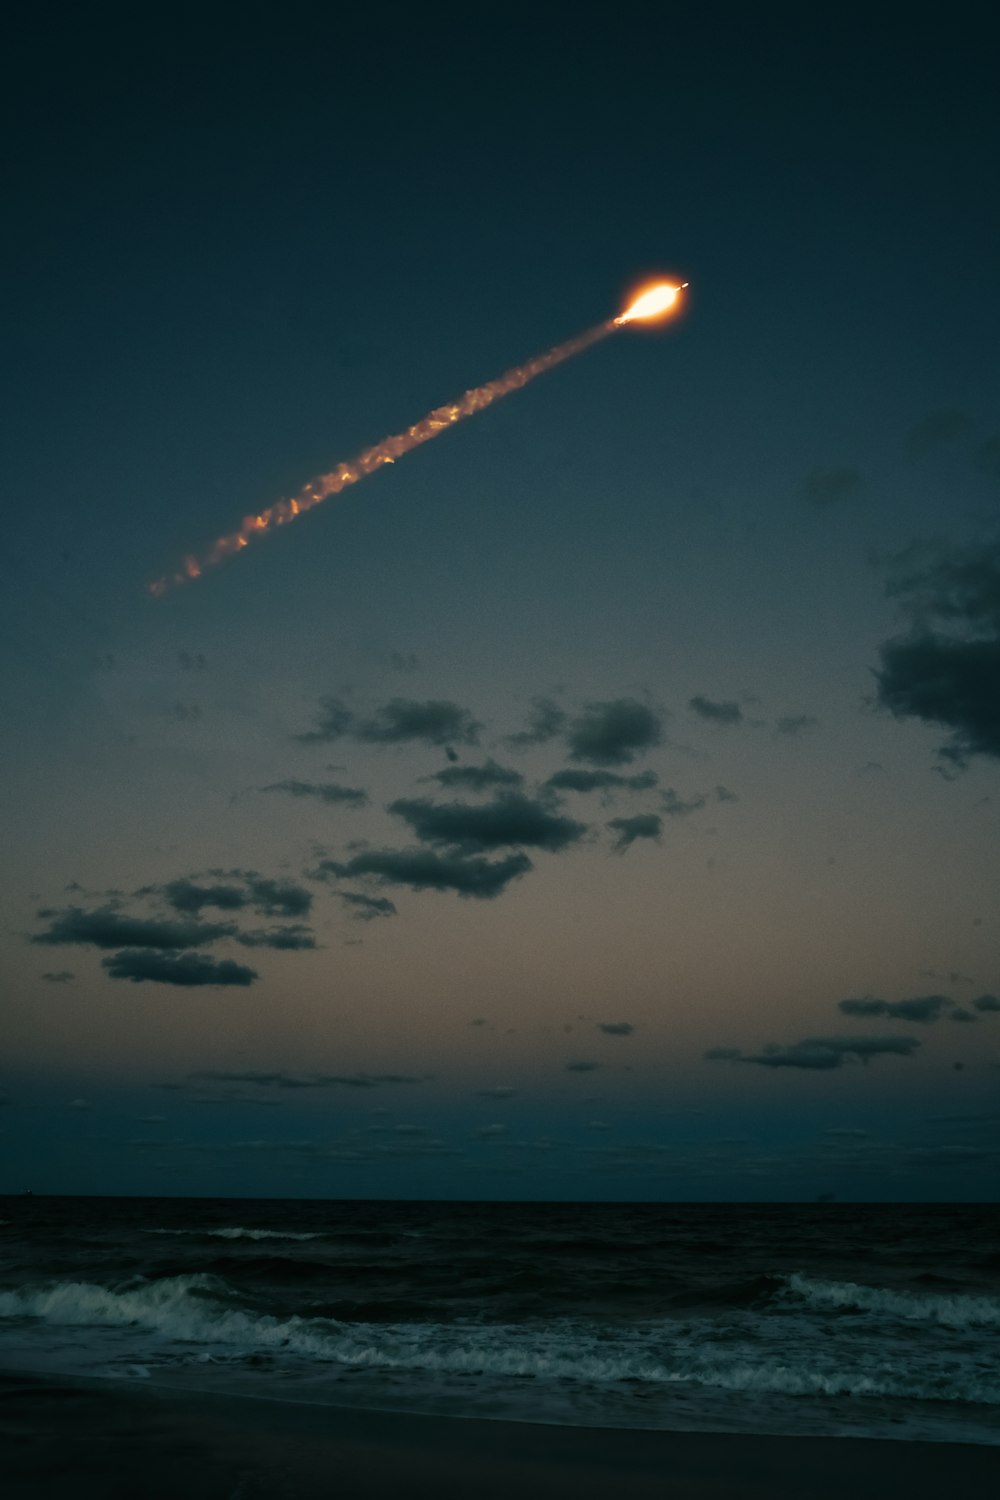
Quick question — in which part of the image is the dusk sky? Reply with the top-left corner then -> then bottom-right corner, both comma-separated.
3,3 -> 998,1199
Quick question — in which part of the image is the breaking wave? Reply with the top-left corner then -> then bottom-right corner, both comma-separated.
147,1228 -> 323,1242
780,1273 -> 1000,1327
3,1275 -> 999,1407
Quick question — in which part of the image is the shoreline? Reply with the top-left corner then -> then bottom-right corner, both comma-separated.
3,1370 -> 999,1499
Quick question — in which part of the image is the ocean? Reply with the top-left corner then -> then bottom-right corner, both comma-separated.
1,1198 -> 997,1446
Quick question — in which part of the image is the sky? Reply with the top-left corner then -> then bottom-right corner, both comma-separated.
2,2 -> 998,1200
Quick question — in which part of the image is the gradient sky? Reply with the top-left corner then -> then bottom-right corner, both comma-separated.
3,3 -> 998,1199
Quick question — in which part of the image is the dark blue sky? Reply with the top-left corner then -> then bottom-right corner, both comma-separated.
2,3 -> 998,1198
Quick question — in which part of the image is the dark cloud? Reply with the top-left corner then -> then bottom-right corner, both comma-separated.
234,924 -> 317,950
159,872 -> 313,919
338,891 -> 397,921
545,769 -> 657,795
874,540 -> 1000,768
260,779 -> 369,807
714,785 -> 738,802
427,760 -> 524,792
474,1086 -> 518,1099
708,1035 -> 921,1069
389,651 -> 419,673
40,970 -> 74,983
357,698 -> 481,747
775,715 -> 819,736
190,1070 -> 422,1088
507,696 -> 567,748
565,1060 -> 601,1072
598,1022 -> 635,1036
172,702 -> 202,723
33,906 -> 235,950
177,650 -> 207,671
295,696 -> 356,743
240,874 -> 314,919
314,848 -> 532,899
660,788 -> 707,817
607,814 -> 661,852
798,465 -> 864,506
906,409 -> 973,456
973,994 -> 1000,1013
566,699 -> 662,766
838,994 -> 953,1023
389,792 -> 586,854
298,694 -> 482,748
688,695 -> 743,726
950,1007 -> 979,1023
159,878 -> 249,914
102,950 -> 258,986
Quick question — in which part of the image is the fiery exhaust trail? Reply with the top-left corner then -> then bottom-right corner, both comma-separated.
149,282 -> 685,596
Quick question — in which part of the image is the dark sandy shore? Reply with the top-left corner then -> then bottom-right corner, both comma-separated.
2,1371 -> 998,1500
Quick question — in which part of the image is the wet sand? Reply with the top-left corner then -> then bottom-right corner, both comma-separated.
2,1371 -> 998,1499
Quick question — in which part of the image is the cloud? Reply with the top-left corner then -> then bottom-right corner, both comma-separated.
798,465 -> 864,506
838,994 -> 953,1023
607,814 -> 661,852
234,924 -> 317,950
190,1070 -> 423,1088
545,769 -> 657,795
474,1086 -> 518,1099
660,789 -> 707,817
427,760 -> 524,792
906,409 -> 972,456
68,1098 -> 92,1110
598,1022 -> 634,1036
177,650 -> 207,670
565,1060 -> 601,1073
507,696 -> 567,748
314,848 -> 532,899
707,1035 -> 921,1069
298,696 -> 480,747
874,540 -> 1000,768
102,950 -> 258,986
357,698 -> 481,746
40,970 -> 74,983
688,695 -> 743,726
389,792 -> 586,854
566,699 -> 662,766
476,1123 -> 508,1138
160,873 -> 313,919
33,906 -> 235,950
260,779 -> 369,807
714,784 -> 738,802
970,993 -> 999,1014
950,1007 -> 979,1023
775,715 -> 819,736
338,891 -> 397,921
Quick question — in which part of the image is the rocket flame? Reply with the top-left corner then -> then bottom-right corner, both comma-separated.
614,281 -> 687,325
149,280 -> 685,596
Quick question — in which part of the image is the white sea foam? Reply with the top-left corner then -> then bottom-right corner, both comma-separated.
3,1275 -> 999,1407
781,1273 -> 1000,1327
147,1228 -> 323,1241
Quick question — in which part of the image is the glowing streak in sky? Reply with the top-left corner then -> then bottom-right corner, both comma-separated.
148,281 -> 686,596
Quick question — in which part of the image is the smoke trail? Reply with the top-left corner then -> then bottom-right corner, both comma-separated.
149,320 -> 616,596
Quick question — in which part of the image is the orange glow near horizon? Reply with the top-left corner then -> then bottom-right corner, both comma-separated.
614,281 -> 688,325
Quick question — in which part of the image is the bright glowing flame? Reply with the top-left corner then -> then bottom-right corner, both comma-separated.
149,278 -> 689,595
614,281 -> 687,325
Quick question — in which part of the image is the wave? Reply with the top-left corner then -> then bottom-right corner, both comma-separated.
147,1228 -> 323,1241
781,1273 -> 1000,1327
2,1275 -> 998,1407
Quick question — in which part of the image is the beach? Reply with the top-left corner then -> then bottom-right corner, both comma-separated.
3,1371 -> 999,1500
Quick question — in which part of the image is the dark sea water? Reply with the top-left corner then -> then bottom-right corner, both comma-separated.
1,1198 -> 998,1444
